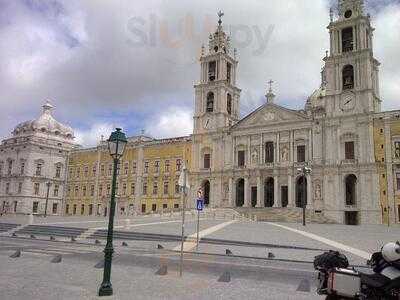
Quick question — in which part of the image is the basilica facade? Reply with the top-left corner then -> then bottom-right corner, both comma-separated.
189,0 -> 389,225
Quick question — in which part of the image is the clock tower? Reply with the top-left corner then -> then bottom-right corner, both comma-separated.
193,12 -> 241,134
323,0 -> 381,116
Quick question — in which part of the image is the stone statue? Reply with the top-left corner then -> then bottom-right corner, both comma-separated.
314,183 -> 322,200
281,146 -> 289,162
251,149 -> 259,164
395,142 -> 400,159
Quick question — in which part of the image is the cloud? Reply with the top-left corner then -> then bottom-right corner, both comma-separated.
74,123 -> 116,147
145,107 -> 193,138
0,0 -> 399,142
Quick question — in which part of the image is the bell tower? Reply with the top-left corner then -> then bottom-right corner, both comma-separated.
323,0 -> 381,116
193,12 -> 241,134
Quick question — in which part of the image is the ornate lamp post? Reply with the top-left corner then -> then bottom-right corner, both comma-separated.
44,181 -> 52,217
297,165 -> 312,226
98,128 -> 127,297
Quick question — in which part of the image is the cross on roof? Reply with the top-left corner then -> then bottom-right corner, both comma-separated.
267,79 -> 274,92
217,10 -> 224,25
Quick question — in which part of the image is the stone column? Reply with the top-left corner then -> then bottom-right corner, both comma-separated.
229,177 -> 234,207
244,177 -> 250,207
276,133 -> 280,163
288,174 -> 294,207
273,176 -> 280,207
289,131 -> 294,163
256,176 -> 264,207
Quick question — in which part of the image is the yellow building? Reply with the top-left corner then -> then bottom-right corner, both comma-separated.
65,135 -> 191,216
373,111 -> 400,225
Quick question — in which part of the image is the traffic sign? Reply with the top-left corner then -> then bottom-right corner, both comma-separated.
196,199 -> 204,211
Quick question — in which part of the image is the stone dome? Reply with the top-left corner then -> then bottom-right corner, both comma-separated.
13,102 -> 74,139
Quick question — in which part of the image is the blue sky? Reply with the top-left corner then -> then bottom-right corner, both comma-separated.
0,0 -> 399,146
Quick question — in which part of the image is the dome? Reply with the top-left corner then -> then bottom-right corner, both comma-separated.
13,102 -> 74,139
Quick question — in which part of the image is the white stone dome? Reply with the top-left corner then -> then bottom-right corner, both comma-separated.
13,102 -> 74,139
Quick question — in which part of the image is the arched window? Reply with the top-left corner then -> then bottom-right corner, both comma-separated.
343,65 -> 354,90
206,92 -> 214,112
227,93 -> 232,115
342,27 -> 353,52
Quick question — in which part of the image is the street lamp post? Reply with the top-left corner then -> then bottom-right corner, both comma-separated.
44,181 -> 52,217
297,165 -> 312,226
98,128 -> 127,297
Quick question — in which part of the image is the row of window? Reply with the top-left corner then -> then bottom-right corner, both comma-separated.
31,201 -> 58,214
69,159 -> 182,179
67,180 -> 181,198
64,202 -> 180,216
1,182 -> 60,197
0,160 -> 63,178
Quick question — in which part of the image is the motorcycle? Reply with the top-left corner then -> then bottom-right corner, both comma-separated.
314,242 -> 400,300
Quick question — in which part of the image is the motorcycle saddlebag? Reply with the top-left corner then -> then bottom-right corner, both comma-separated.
314,250 -> 349,270
327,268 -> 361,298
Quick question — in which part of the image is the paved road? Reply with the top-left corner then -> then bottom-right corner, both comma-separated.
1,214 -> 398,299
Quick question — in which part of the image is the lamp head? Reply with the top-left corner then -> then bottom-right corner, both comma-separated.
108,128 -> 127,159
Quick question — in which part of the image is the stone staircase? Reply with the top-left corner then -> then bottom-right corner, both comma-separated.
233,207 -> 337,224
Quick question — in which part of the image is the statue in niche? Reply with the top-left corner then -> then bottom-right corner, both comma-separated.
395,142 -> 400,159
314,182 -> 322,200
281,146 -> 289,162
251,148 -> 259,164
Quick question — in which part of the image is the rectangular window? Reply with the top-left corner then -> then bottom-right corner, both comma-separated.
18,182 -> 22,194
238,150 -> 245,167
73,204 -> 77,215
153,181 -> 158,195
82,185 -> 87,197
36,163 -> 42,176
154,161 -> 160,173
84,166 -> 88,177
5,182 -> 10,194
144,161 -> 149,173
76,167 -> 80,178
165,160 -> 170,172
345,141 -> 355,160
394,141 -> 400,159
92,164 -> 97,176
74,185 -> 79,197
53,184 -> 59,197
132,161 -> 137,174
52,203 -> 58,214
131,183 -> 135,195
297,145 -> 306,163
265,142 -> 274,163
204,154 -> 211,169
141,204 -> 146,213
20,162 -> 25,175
122,183 -> 127,195
101,164 -> 105,176
143,182 -> 147,195
89,204 -> 93,215
176,159 -> 182,171
8,160 -> 13,175
34,183 -> 40,195
99,184 -> 103,196
81,204 -> 85,215
174,203 -> 179,209
152,204 -> 157,212
55,165 -> 61,178
124,162 -> 129,175
108,164 -> 112,176
90,185 -> 95,196
164,182 -> 169,195
69,167 -> 73,178
65,204 -> 69,214
32,201 -> 39,213
163,203 -> 168,209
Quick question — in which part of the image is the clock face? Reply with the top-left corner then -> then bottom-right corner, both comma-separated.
340,92 -> 355,111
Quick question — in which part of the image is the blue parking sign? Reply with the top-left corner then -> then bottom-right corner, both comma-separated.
196,199 -> 204,211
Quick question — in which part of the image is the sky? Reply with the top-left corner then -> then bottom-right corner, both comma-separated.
0,0 -> 399,146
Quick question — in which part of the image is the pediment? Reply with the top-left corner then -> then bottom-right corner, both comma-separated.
233,103 -> 309,129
